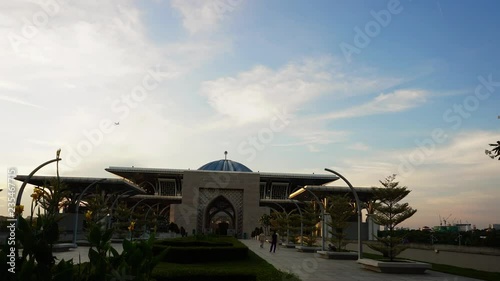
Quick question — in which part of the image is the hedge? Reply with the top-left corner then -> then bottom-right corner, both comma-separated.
154,273 -> 256,281
152,237 -> 248,263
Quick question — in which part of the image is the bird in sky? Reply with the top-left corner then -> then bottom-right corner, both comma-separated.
114,122 -> 120,125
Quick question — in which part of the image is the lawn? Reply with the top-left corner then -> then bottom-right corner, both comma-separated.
362,252 -> 500,281
152,247 -> 300,281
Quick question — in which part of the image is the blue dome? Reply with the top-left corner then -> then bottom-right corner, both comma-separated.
198,159 -> 252,172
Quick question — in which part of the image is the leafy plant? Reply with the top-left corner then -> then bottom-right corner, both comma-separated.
259,214 -> 271,236
270,210 -> 295,243
368,174 -> 417,261
326,195 -> 354,251
80,189 -> 165,281
485,141 -> 500,160
78,222 -> 165,281
0,150 -> 165,281
287,213 -> 302,244
301,202 -> 321,247
0,152 -> 74,281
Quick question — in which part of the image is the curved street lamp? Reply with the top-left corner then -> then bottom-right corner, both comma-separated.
302,188 -> 327,251
290,200 -> 304,246
324,168 -> 363,259
16,157 -> 61,206
269,202 -> 295,244
72,178 -> 107,245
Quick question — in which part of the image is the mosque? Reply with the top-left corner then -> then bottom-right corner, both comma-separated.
15,152 -> 376,239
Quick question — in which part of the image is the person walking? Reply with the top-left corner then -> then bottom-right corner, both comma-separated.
270,231 -> 278,253
258,232 -> 266,248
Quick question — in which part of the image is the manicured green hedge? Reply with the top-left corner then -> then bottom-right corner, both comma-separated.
152,236 -> 248,263
152,250 -> 299,281
154,273 -> 256,281
154,240 -> 232,247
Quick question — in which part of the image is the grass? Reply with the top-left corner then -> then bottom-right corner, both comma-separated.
362,252 -> 500,281
152,249 -> 300,281
152,236 -> 248,263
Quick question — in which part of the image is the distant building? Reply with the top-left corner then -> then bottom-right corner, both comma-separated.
491,224 -> 500,230
455,223 -> 472,232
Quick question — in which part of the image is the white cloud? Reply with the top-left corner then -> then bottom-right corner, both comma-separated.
170,0 -> 243,34
201,59 -> 334,124
196,56 -> 406,155
333,130 -> 500,228
317,89 -> 428,120
200,56 -> 403,126
348,142 -> 370,151
0,0 -> 231,201
273,130 -> 349,147
0,95 -> 44,109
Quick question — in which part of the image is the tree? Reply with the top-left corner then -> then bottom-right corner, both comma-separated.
368,174 -> 417,261
326,195 -> 354,251
301,202 -> 321,246
485,141 -> 500,160
259,213 -> 271,235
485,116 -> 499,160
287,213 -> 302,244
270,209 -> 296,243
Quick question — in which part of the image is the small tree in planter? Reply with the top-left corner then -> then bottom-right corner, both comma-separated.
270,210 -> 296,243
288,213 -> 302,244
301,202 -> 321,246
270,210 -> 286,242
259,213 -> 271,236
369,174 -> 417,261
326,195 -> 354,251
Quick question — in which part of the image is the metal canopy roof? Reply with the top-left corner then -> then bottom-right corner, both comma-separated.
259,172 -> 338,186
289,185 -> 375,202
126,194 -> 182,204
106,166 -> 185,178
105,167 -> 184,187
106,166 -> 339,186
14,175 -> 146,195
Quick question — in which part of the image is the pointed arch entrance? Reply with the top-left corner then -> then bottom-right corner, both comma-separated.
197,188 -> 244,237
205,195 -> 235,235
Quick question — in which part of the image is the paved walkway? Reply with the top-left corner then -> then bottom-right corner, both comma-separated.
54,241 -> 480,281
240,240 -> 481,281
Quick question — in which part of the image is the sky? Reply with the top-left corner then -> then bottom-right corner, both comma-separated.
0,0 -> 499,229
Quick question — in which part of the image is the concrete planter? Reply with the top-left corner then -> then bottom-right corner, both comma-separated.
52,243 -> 78,252
316,250 -> 358,260
295,246 -> 322,253
281,243 -> 300,248
358,258 -> 431,274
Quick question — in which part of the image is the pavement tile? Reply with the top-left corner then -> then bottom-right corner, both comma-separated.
240,239 -> 481,281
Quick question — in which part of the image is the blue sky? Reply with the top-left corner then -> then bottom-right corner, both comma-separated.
0,0 -> 499,229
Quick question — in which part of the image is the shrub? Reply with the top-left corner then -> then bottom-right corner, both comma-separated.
152,237 -> 247,263
368,174 -> 417,261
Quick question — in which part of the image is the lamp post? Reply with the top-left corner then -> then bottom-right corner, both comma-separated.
72,178 -> 106,245
324,168 -> 363,260
107,190 -> 135,229
302,188 -> 326,251
270,202 -> 295,244
290,200 -> 304,246
16,157 -> 61,206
